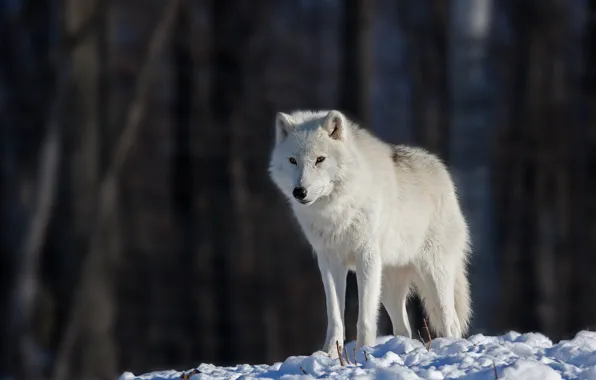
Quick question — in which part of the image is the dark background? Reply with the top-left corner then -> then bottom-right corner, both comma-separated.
1,0 -> 595,379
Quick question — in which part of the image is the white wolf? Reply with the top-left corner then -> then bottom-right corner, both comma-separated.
268,109 -> 472,355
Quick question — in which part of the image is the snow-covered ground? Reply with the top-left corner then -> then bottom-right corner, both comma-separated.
120,330 -> 596,380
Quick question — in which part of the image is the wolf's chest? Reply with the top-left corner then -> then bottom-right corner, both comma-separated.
294,207 -> 367,255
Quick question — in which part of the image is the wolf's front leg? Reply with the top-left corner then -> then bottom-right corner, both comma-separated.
355,247 -> 382,349
316,253 -> 347,357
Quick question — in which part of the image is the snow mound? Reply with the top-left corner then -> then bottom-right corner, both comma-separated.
120,330 -> 596,380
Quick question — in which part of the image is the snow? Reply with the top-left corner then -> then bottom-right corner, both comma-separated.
120,330 -> 596,380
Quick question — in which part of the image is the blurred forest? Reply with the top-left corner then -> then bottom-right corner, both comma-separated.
1,0 -> 595,379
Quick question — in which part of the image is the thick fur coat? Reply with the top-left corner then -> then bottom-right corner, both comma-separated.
268,110 -> 472,356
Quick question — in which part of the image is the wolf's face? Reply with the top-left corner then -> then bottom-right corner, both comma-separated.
269,110 -> 352,207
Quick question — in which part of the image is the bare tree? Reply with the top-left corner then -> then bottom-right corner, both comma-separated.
448,0 -> 496,333
340,0 -> 374,127
579,0 -> 596,333
67,0 -> 102,265
0,1 -> 70,378
398,0 -> 449,156
52,1 -> 183,378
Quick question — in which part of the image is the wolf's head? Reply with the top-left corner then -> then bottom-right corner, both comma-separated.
268,109 -> 355,207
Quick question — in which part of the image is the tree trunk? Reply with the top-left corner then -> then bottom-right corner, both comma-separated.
188,0 -> 219,364
61,1 -> 118,378
579,0 -> 596,333
67,0 -> 100,258
172,1 -> 200,365
340,0 -> 374,126
0,2 -> 59,378
448,0 -> 496,334
210,0 -> 238,363
53,1 -> 182,377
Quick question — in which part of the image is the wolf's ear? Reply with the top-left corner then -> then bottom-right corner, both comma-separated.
275,112 -> 294,143
322,110 -> 346,141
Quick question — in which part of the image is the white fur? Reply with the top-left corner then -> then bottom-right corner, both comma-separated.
268,110 -> 472,355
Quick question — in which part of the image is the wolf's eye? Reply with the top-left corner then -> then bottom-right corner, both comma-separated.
289,157 -> 297,165
316,156 -> 326,164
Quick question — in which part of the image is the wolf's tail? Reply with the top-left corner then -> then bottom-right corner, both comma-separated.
454,264 -> 472,337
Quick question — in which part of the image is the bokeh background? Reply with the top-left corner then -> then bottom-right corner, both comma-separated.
1,0 -> 595,379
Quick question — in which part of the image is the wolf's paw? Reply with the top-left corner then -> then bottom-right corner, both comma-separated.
356,330 -> 376,352
327,347 -> 340,359
321,339 -> 343,359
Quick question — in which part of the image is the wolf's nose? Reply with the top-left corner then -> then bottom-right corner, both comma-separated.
293,187 -> 308,200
